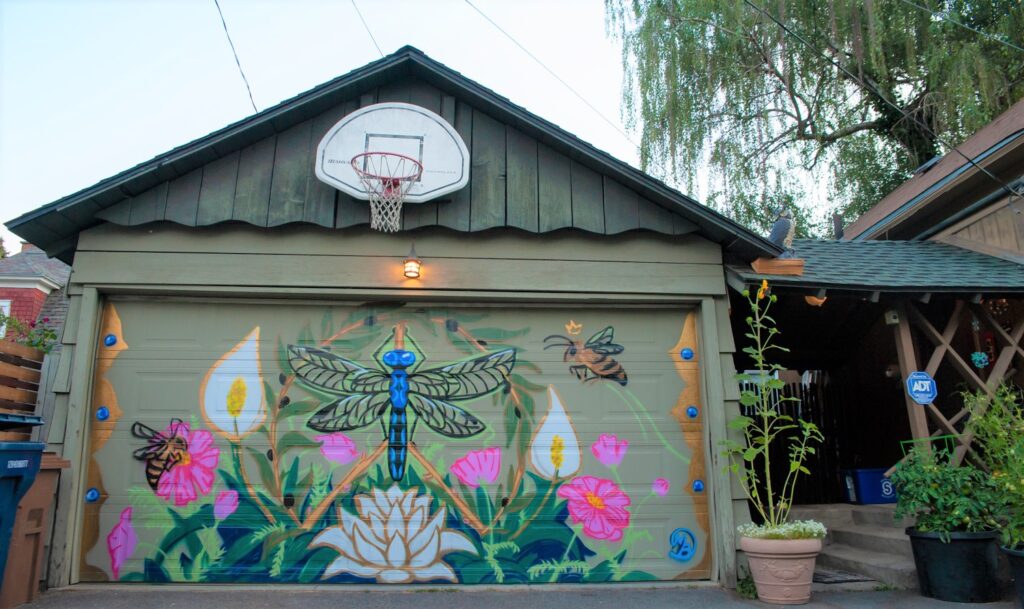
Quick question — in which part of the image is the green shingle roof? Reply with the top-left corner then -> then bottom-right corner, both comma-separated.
729,239 -> 1024,294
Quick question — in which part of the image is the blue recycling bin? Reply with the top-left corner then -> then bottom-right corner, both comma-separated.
0,441 -> 45,587
841,468 -> 897,504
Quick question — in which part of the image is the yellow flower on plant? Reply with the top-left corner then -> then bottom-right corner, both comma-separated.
200,327 -> 266,441
757,279 -> 768,300
529,386 -> 581,480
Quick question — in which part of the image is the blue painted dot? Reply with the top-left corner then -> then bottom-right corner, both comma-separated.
103,334 -> 117,347
686,406 -> 699,419
692,479 -> 705,493
96,406 -> 110,421
85,488 -> 100,503
680,348 -> 694,360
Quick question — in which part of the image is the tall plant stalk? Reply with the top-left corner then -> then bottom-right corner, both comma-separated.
722,281 -> 823,529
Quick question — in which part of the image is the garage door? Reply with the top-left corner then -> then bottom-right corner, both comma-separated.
81,300 -> 711,584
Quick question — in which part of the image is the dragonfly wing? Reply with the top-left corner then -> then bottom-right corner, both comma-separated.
289,345 -> 390,394
408,393 -> 486,438
307,392 -> 390,432
407,348 -> 516,399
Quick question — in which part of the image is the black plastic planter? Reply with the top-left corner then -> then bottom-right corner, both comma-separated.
907,528 -> 1001,603
1004,546 -> 1024,608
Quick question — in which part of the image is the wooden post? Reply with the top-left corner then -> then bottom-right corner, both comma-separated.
700,296 -> 737,587
893,303 -> 931,441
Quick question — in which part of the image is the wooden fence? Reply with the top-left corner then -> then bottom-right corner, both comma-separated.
0,340 -> 46,441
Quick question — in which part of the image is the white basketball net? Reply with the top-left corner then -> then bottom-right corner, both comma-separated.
351,152 -> 423,232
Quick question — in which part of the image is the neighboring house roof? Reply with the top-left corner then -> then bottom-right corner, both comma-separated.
845,98 -> 1024,241
5,46 -> 781,263
0,246 -> 71,288
728,239 -> 1024,295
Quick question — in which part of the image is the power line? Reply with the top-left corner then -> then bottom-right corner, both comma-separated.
212,0 -> 258,114
350,0 -> 384,58
462,0 -> 640,152
742,0 -> 1024,200
895,0 -> 1024,55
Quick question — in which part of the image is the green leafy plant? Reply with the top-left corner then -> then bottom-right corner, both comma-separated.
736,567 -> 757,599
0,311 -> 58,353
889,445 -> 1001,542
721,281 -> 824,536
963,384 -> 1024,548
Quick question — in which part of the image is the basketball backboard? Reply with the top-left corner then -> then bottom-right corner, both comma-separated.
315,102 -> 470,204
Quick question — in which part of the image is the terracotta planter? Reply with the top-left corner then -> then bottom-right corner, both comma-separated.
740,536 -> 822,605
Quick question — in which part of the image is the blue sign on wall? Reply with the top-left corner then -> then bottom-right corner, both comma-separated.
906,371 -> 937,405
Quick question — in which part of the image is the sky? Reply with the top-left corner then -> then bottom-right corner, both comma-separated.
0,0 -> 643,252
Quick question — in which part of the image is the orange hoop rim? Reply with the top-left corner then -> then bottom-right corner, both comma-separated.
350,151 -> 423,183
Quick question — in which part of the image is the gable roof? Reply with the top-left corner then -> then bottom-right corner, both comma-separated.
0,246 -> 71,287
5,46 -> 780,263
845,98 -> 1024,241
728,239 -> 1024,296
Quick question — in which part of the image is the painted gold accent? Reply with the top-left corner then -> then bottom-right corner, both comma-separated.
81,303 -> 127,581
226,377 -> 247,417
564,319 -> 583,335
670,310 -> 713,580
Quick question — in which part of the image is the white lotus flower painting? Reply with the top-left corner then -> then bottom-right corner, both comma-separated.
311,485 -> 478,583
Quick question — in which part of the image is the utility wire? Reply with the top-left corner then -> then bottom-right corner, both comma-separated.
351,0 -> 384,57
743,0 -> 1024,199
212,0 -> 258,113
462,0 -> 640,151
895,0 -> 1024,55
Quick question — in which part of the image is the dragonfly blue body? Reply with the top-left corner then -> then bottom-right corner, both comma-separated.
383,349 -> 417,481
289,336 -> 516,483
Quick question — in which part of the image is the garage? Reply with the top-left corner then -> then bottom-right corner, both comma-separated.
6,47 -> 780,587
80,300 -> 709,583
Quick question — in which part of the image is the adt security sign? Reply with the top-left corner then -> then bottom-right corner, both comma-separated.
906,371 -> 937,405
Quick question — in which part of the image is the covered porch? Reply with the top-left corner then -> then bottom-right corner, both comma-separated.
726,238 -> 1024,585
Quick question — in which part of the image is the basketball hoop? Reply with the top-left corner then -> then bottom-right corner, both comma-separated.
350,152 -> 423,232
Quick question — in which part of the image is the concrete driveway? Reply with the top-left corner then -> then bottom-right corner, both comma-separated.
18,584 -> 1017,609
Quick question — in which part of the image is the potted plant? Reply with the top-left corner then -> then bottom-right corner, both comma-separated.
722,281 -> 826,605
963,385 -> 1024,606
889,442 -> 1003,602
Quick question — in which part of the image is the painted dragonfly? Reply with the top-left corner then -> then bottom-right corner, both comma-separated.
288,335 -> 516,481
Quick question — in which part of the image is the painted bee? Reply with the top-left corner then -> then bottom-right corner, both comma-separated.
544,326 -> 628,386
131,419 -> 190,490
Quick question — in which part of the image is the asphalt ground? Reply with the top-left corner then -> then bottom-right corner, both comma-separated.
19,584 -> 1018,609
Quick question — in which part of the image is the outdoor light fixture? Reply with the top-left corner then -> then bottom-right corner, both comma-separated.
403,244 -> 422,279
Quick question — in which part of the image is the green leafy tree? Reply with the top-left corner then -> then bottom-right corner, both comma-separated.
606,0 -> 1024,231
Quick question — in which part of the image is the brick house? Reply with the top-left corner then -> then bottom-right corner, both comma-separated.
0,242 -> 71,341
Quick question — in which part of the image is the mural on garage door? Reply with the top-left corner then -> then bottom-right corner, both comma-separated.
81,302 -> 710,583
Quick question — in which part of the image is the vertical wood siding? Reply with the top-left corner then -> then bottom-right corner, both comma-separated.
96,78 -> 691,238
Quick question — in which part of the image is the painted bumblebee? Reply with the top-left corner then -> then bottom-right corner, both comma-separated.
131,419 -> 190,490
544,326 -> 628,386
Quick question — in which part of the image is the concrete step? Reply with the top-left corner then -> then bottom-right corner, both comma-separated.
817,542 -> 918,590
789,504 -> 855,529
850,504 -> 914,529
828,525 -> 913,557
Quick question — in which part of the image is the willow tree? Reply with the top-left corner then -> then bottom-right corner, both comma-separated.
606,0 -> 1024,234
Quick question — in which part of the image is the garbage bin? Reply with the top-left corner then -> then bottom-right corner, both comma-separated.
0,442 -> 45,589
1,452 -> 69,609
841,468 -> 897,504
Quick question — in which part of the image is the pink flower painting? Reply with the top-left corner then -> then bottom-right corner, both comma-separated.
155,421 -> 220,507
106,507 -> 137,580
449,447 -> 502,488
652,477 -> 670,497
557,475 -> 632,542
590,433 -> 628,467
214,489 -> 239,520
316,433 -> 361,465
